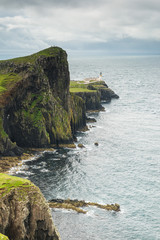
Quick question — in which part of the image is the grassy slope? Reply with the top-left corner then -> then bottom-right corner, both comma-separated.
70,80 -> 96,93
0,47 -> 62,97
0,173 -> 34,198
0,73 -> 22,96
0,47 -> 62,65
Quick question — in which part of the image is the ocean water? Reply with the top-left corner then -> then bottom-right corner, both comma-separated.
15,55 -> 160,240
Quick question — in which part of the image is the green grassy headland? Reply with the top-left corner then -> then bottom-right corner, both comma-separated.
0,173 -> 33,198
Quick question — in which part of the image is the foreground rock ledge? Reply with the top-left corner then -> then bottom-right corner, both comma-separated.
0,174 -> 60,240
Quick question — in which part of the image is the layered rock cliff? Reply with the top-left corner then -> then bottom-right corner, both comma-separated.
0,173 -> 60,240
70,80 -> 119,111
0,47 -> 85,156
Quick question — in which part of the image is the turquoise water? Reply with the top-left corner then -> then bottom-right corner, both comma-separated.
16,56 -> 160,239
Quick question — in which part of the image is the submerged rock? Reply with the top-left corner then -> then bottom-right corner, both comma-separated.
78,143 -> 85,148
0,174 -> 60,240
49,198 -> 120,213
86,117 -> 97,123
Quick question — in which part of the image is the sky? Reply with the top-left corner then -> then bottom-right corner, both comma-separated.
0,0 -> 160,59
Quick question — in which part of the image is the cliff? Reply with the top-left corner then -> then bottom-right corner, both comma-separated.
70,80 -> 119,111
0,173 -> 60,240
0,47 -> 119,156
0,47 -> 85,156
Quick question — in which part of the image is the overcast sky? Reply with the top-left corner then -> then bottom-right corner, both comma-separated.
0,0 -> 160,59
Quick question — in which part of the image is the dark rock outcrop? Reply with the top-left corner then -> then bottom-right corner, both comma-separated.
73,91 -> 103,111
0,174 -> 60,240
88,81 -> 119,103
70,80 -> 119,111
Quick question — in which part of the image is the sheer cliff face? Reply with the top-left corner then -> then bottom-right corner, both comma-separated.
0,174 -> 60,240
0,47 -> 85,155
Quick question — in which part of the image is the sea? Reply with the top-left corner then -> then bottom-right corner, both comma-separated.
14,55 -> 160,240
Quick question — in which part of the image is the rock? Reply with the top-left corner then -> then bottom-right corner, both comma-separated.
52,143 -> 76,148
94,142 -> 99,146
78,143 -> 85,148
86,117 -> 97,123
0,173 -> 60,240
78,125 -> 89,132
73,91 -> 103,111
49,198 -> 120,213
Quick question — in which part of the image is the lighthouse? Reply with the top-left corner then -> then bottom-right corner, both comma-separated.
98,72 -> 102,81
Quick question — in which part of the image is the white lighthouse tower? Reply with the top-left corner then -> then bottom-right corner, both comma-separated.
98,72 -> 102,81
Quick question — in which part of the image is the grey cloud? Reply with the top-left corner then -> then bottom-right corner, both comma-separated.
1,0 -> 160,12
128,0 -> 160,11
0,0 -> 160,58
0,0 -> 105,9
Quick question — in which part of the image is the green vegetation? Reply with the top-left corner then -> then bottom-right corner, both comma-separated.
69,80 -> 108,93
70,80 -> 97,93
70,94 -> 85,129
90,85 -> 107,89
22,95 -> 43,129
0,47 -> 63,65
23,108 -> 43,129
0,73 -> 21,96
0,233 -> 9,240
88,81 -> 106,85
70,81 -> 88,89
20,92 -> 48,131
0,115 -> 7,138
0,173 -> 33,198
70,88 -> 96,93
51,103 -> 72,142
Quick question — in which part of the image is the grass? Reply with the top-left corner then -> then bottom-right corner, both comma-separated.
0,233 -> 9,240
0,47 -> 63,65
88,81 -> 106,85
0,173 -> 33,198
90,85 -> 107,89
70,81 -> 88,89
0,73 -> 21,96
70,88 -> 96,93
0,47 -> 64,98
70,80 -> 97,93
70,80 -> 107,93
